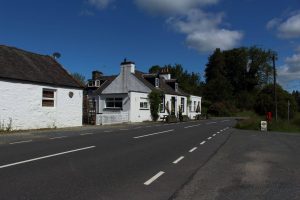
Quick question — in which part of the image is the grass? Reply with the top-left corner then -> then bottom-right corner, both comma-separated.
235,111 -> 300,133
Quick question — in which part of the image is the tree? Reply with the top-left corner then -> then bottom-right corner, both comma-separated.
149,65 -> 161,74
52,52 -> 61,59
205,48 -> 226,83
71,72 -> 86,86
292,91 -> 300,112
148,90 -> 162,121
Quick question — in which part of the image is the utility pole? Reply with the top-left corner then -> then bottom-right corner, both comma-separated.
273,55 -> 278,121
288,100 -> 290,123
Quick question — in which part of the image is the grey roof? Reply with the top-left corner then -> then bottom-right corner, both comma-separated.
0,45 -> 83,89
92,76 -> 117,95
134,70 -> 188,96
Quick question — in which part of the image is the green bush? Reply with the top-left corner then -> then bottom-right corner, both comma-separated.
180,115 -> 190,122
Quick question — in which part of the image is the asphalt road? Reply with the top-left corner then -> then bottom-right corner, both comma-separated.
0,119 -> 234,200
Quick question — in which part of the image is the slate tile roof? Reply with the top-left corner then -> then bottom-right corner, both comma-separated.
0,45 -> 83,89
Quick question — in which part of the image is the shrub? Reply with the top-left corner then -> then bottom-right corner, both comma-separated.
180,115 -> 190,122
148,91 -> 163,121
166,115 -> 178,123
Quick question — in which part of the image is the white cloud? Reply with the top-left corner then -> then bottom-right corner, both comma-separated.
87,0 -> 114,10
267,11 -> 300,39
135,0 -> 242,53
167,9 -> 243,52
278,53 -> 300,86
134,0 -> 218,15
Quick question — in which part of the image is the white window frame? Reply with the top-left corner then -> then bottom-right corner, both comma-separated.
42,89 -> 56,108
140,98 -> 149,110
105,97 -> 123,109
95,80 -> 100,87
155,78 -> 159,87
181,97 -> 185,113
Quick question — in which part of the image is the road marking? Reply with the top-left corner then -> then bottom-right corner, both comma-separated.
184,124 -> 201,129
144,171 -> 165,186
0,146 -> 96,169
80,133 -> 94,136
217,132 -> 220,134
104,130 -> 113,133
213,134 -> 216,137
133,129 -> 174,139
200,141 -> 206,145
10,140 -> 32,145
189,147 -> 198,152
207,137 -> 212,140
206,122 -> 217,125
173,156 -> 184,164
50,136 -> 67,140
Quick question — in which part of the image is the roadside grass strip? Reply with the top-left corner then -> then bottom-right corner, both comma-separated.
144,171 -> 165,186
184,124 -> 201,129
10,140 -> 32,145
189,147 -> 198,153
173,156 -> 184,164
133,129 -> 174,139
0,146 -> 96,169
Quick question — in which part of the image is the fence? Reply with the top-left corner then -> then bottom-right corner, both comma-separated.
96,111 -> 129,125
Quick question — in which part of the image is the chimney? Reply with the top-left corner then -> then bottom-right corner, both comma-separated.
159,67 -> 171,80
92,71 -> 103,80
120,58 -> 135,74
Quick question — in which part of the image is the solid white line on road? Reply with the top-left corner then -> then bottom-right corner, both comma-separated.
0,146 -> 96,169
207,137 -> 212,140
9,140 -> 32,145
173,156 -> 184,164
206,122 -> 217,125
213,134 -> 216,137
50,136 -> 67,140
189,147 -> 198,152
144,171 -> 165,186
133,129 -> 174,139
200,141 -> 206,145
80,133 -> 94,136
184,124 -> 201,129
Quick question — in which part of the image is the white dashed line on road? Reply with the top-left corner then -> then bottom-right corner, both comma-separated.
184,124 -> 201,129
144,171 -> 165,186
200,141 -> 206,145
49,136 -> 67,140
213,134 -> 216,137
9,140 -> 32,145
0,146 -> 96,169
189,147 -> 198,152
133,129 -> 174,139
173,156 -> 184,164
80,133 -> 94,136
207,137 -> 212,140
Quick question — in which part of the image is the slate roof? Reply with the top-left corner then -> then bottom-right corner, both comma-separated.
134,70 -> 188,96
0,45 -> 83,89
92,76 -> 117,95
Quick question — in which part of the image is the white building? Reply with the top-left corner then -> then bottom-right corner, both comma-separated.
87,60 -> 202,125
0,45 -> 83,131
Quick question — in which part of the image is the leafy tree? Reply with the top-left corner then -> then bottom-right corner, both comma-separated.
71,72 -> 86,86
149,65 -> 161,74
148,90 -> 162,121
292,90 -> 300,112
205,48 -> 226,83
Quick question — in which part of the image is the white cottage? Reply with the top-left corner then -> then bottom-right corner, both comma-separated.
0,45 -> 83,130
87,60 -> 202,125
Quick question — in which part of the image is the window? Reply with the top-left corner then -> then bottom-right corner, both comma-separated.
105,98 -> 123,109
42,89 -> 56,107
175,83 -> 178,92
88,80 -> 94,87
194,101 -> 196,112
155,78 -> 159,87
95,80 -> 100,87
181,98 -> 185,113
160,96 -> 165,113
140,98 -> 149,110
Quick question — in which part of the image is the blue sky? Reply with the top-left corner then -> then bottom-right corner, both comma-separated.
0,0 -> 299,91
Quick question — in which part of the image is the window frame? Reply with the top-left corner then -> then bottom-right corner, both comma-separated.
42,89 -> 56,108
140,97 -> 149,110
181,97 -> 185,113
159,96 -> 165,113
105,97 -> 123,110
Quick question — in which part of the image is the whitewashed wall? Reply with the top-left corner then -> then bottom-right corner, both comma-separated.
129,92 -> 152,122
188,95 -> 202,119
0,80 -> 83,130
159,95 -> 187,119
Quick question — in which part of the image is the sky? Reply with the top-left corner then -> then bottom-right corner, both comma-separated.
0,0 -> 299,91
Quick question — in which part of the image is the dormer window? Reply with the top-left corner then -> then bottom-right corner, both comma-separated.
88,80 -> 94,87
155,78 -> 159,87
95,80 -> 100,87
175,83 -> 178,92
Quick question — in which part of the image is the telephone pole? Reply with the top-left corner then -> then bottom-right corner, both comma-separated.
273,55 -> 278,121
